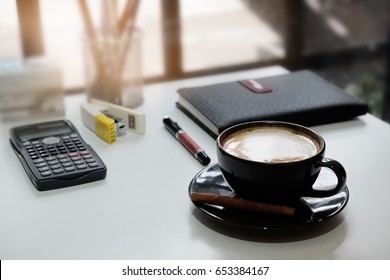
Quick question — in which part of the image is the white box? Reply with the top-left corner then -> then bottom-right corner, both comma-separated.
0,57 -> 65,121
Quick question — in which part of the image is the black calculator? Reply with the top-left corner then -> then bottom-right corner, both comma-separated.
10,120 -> 107,191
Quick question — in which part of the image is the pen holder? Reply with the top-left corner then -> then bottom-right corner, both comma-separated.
83,28 -> 143,108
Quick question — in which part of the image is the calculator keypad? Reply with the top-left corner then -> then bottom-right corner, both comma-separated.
25,135 -> 100,178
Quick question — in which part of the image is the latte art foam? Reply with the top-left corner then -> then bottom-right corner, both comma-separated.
222,127 -> 320,163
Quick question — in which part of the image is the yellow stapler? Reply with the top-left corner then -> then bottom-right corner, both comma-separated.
80,98 -> 145,144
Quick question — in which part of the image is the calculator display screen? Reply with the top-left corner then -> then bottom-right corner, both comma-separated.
16,121 -> 73,141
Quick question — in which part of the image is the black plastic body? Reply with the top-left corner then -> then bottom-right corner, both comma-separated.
9,120 -> 107,191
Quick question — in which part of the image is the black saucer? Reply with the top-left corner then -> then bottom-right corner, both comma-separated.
189,163 -> 349,231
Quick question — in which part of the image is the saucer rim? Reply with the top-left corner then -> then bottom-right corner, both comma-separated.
189,163 -> 349,231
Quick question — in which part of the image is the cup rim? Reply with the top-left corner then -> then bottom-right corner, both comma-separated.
217,121 -> 325,165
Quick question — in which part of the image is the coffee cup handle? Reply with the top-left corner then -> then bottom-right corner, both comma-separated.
309,158 -> 347,197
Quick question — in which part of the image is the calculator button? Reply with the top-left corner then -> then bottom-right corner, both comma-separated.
85,158 -> 96,163
71,156 -> 82,161
79,150 -> 90,155
57,154 -> 67,159
68,152 -> 78,157
33,158 -> 45,164
42,137 -> 61,145
40,153 -> 49,157
48,160 -> 59,165
65,166 -> 75,172
59,158 -> 70,163
62,163 -> 73,168
70,134 -> 78,138
73,160 -> 84,165
82,154 -> 93,159
76,164 -> 87,169
45,156 -> 57,161
40,171 -> 52,177
30,155 -> 39,160
50,164 -> 62,169
32,141 -> 40,145
38,166 -> 50,172
36,162 -> 47,168
52,168 -> 64,174
62,136 -> 70,140
23,141 -> 31,146
88,162 -> 99,168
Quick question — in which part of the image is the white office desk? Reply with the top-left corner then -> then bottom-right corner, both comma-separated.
1,66 -> 390,259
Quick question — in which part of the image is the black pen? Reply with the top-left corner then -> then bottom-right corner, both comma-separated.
163,117 -> 211,166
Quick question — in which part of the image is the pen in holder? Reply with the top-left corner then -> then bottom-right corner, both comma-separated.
83,28 -> 143,108
78,0 -> 142,108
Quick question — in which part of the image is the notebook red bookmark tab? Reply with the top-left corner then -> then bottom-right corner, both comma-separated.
238,79 -> 272,93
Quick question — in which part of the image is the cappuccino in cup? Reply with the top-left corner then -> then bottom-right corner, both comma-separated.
221,126 -> 320,163
216,121 -> 346,204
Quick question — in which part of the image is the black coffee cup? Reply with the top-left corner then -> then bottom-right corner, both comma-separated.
216,121 -> 346,205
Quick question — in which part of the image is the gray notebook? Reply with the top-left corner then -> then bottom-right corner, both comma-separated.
176,70 -> 368,138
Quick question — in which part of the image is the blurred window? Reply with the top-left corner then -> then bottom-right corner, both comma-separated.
1,0 -> 388,121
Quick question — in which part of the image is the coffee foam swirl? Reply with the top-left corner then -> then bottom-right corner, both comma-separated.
222,127 -> 320,163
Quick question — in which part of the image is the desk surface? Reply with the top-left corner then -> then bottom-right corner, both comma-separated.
1,66 -> 390,259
